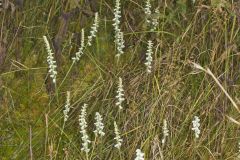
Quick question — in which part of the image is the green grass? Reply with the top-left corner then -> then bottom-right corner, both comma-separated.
1,0 -> 240,159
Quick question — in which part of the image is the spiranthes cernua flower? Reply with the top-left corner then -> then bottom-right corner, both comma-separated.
144,0 -> 151,16
72,29 -> 85,62
113,0 -> 125,56
43,36 -> 57,84
144,0 -> 151,24
87,12 -> 99,46
79,104 -> 91,153
144,40 -> 153,73
94,112 -> 105,137
161,119 -> 169,145
113,0 -> 121,33
192,116 -> 200,139
151,8 -> 160,31
135,149 -> 144,160
114,121 -> 122,149
116,77 -> 125,110
116,31 -> 125,57
63,91 -> 71,122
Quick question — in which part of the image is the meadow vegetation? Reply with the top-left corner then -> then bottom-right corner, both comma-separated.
1,0 -> 240,159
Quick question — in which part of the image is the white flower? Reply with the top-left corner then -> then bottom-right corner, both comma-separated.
79,104 -> 91,153
144,0 -> 152,24
116,77 -> 125,110
113,0 -> 121,33
144,40 -> 153,73
113,0 -> 125,56
151,8 -> 159,31
94,112 -> 105,137
63,91 -> 71,122
192,116 -> 200,139
144,0 -> 151,16
87,12 -> 99,46
116,31 -> 125,57
43,36 -> 57,84
161,119 -> 169,145
135,149 -> 144,160
72,29 -> 85,62
114,121 -> 122,149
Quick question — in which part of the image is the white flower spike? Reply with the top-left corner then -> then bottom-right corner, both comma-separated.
144,0 -> 151,16
144,0 -> 152,24
113,0 -> 125,56
94,112 -> 105,137
161,119 -> 169,145
87,12 -> 99,46
114,121 -> 122,149
43,36 -> 57,84
63,91 -> 71,122
151,8 -> 160,31
192,116 -> 200,139
116,77 -> 125,110
135,149 -> 144,160
145,40 -> 153,73
79,104 -> 91,153
72,29 -> 85,62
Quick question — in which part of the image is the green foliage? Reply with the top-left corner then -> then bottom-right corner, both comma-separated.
1,0 -> 240,159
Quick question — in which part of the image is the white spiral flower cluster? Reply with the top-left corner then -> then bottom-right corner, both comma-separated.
144,1 -> 160,31
151,8 -> 160,31
113,0 -> 125,56
114,121 -> 122,149
72,29 -> 85,62
134,149 -> 144,160
94,112 -> 105,137
43,36 -> 57,84
161,119 -> 169,145
116,31 -> 125,56
145,40 -> 153,73
192,116 -> 200,139
144,0 -> 152,23
79,104 -> 91,153
87,12 -> 99,46
63,91 -> 71,122
116,77 -> 125,110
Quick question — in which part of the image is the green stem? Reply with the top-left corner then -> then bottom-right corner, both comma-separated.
54,121 -> 66,160
89,136 -> 97,160
57,61 -> 75,91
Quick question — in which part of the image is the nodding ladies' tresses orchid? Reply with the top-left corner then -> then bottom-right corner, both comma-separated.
114,121 -> 122,149
113,0 -> 125,56
162,119 -> 169,145
145,40 -> 153,73
87,12 -> 99,46
63,91 -> 71,122
116,77 -> 125,110
79,104 -> 91,153
72,29 -> 85,62
43,36 -> 57,84
94,112 -> 105,137
192,116 -> 200,139
134,149 -> 144,160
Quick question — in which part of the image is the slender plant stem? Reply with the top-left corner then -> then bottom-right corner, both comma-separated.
90,136 -> 97,160
57,61 -> 75,91
54,121 -> 66,160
